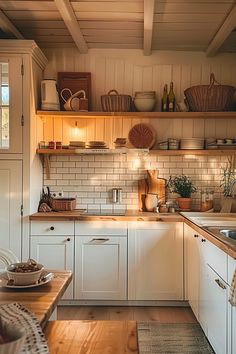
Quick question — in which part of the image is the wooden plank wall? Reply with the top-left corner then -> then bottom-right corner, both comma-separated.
40,48 -> 236,144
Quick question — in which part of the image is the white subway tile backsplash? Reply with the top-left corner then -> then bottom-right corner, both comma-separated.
43,153 -> 226,211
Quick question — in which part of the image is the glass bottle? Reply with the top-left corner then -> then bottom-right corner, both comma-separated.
161,84 -> 168,112
168,82 -> 175,112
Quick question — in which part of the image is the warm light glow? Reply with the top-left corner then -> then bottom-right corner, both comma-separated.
183,154 -> 196,159
74,121 -> 79,136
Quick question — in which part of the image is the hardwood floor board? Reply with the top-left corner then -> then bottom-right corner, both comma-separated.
58,305 -> 197,323
108,306 -> 134,320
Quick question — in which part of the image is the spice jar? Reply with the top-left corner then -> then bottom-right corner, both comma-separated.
48,141 -> 55,149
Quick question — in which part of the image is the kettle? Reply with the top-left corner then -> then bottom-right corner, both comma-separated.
60,88 -> 88,111
41,79 -> 60,111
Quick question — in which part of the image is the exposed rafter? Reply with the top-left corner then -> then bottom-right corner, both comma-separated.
206,3 -> 236,57
0,9 -> 24,39
143,0 -> 155,56
54,0 -> 88,53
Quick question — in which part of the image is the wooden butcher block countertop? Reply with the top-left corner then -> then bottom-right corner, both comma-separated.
30,210 -> 183,222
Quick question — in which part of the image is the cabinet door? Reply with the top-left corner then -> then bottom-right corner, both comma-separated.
0,160 -> 22,261
0,57 -> 23,154
205,264 -> 228,354
128,222 -> 183,300
75,236 -> 127,300
184,224 -> 200,319
30,235 -> 74,299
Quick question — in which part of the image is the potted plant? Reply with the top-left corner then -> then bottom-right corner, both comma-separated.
220,155 -> 236,212
168,175 -> 197,211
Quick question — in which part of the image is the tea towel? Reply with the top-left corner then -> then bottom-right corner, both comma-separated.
0,302 -> 49,353
229,268 -> 236,306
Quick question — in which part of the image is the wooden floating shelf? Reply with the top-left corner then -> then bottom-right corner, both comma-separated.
37,149 -> 236,156
37,111 -> 236,119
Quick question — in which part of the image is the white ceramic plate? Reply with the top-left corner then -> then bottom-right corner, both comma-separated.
0,270 -> 54,289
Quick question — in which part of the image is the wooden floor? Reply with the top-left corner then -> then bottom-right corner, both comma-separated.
58,306 -> 197,323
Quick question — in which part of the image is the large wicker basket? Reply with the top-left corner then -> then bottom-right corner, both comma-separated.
101,89 -> 132,112
51,198 -> 76,211
184,73 -> 236,111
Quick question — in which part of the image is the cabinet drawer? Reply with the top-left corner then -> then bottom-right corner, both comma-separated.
204,239 -> 227,282
75,221 -> 127,236
31,221 -> 74,235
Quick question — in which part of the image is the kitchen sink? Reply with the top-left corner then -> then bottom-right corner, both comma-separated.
220,229 -> 236,240
203,226 -> 236,242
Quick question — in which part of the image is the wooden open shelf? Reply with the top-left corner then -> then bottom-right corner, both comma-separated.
37,110 -> 236,119
37,148 -> 236,156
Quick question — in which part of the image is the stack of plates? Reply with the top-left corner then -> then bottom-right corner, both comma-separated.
180,138 -> 204,150
86,141 -> 108,149
114,138 -> 126,148
69,141 -> 85,149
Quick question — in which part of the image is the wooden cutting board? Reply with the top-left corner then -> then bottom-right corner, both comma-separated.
138,170 -> 166,211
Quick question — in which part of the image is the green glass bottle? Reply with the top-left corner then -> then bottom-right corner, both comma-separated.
168,82 -> 175,112
161,84 -> 168,112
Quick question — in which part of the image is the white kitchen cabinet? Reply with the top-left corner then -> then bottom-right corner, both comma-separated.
184,223 -> 200,319
128,222 -> 183,301
30,222 -> 74,299
0,160 -> 22,260
205,264 -> 228,354
75,221 -> 127,300
185,223 -> 229,353
228,255 -> 236,354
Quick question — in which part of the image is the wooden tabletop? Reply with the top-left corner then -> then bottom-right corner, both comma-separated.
0,270 -> 72,329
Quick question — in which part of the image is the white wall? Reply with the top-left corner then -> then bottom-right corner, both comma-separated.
42,48 -> 236,111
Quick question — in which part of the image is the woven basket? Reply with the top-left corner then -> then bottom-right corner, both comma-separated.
101,89 -> 132,112
184,73 -> 236,112
51,198 -> 76,211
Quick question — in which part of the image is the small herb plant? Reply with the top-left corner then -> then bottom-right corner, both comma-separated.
168,175 -> 197,198
221,155 -> 236,197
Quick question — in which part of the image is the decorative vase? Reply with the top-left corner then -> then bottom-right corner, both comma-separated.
145,193 -> 158,212
177,197 -> 192,211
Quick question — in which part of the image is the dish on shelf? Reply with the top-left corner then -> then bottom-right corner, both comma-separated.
180,138 -> 204,150
0,270 -> 54,289
128,123 -> 156,148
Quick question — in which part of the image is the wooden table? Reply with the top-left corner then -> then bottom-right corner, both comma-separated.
0,270 -> 72,329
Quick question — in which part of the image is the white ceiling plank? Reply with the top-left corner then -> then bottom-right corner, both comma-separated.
143,0 -> 154,56
206,3 -> 236,57
0,9 -> 24,38
54,0 -> 88,53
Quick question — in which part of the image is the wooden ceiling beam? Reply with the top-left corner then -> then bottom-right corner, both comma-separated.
143,0 -> 155,56
0,9 -> 23,39
54,0 -> 88,53
206,3 -> 236,57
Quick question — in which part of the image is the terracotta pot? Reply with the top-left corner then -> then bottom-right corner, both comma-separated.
177,197 -> 192,211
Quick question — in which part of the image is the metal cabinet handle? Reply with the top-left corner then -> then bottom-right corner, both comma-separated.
194,234 -> 199,238
50,226 -> 55,231
215,278 -> 226,290
201,238 -> 206,242
90,238 -> 110,242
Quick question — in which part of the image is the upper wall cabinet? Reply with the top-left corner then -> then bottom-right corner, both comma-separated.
0,56 -> 23,154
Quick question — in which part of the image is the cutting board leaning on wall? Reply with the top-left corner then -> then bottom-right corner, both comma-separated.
138,170 -> 167,211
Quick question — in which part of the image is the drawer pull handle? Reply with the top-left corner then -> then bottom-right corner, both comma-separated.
201,238 -> 206,242
50,226 -> 55,231
66,238 -> 71,242
215,278 -> 226,290
90,238 -> 110,243
194,234 -> 199,238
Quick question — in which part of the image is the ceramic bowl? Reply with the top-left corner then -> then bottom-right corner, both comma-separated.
134,98 -> 156,112
0,321 -> 25,354
7,262 -> 44,285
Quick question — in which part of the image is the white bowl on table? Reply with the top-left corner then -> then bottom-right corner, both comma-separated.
6,262 -> 44,286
